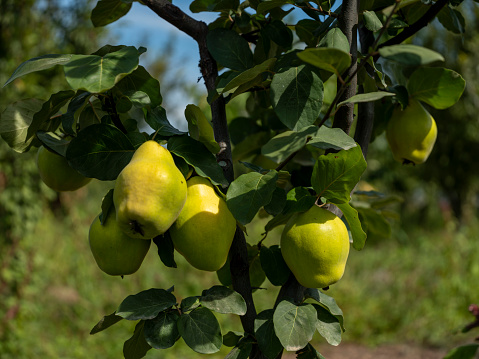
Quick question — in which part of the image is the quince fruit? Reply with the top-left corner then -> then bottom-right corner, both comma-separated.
113,141 -> 187,239
169,176 -> 236,271
89,210 -> 151,276
281,206 -> 350,288
36,146 -> 91,191
386,99 -> 437,165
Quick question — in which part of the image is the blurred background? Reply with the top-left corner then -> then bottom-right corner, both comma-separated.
0,0 -> 478,358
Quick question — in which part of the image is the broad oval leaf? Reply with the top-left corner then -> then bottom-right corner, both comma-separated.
363,11 -> 383,32
200,285 -> 247,315
167,135 -> 227,187
144,311 -> 181,349
311,145 -> 367,204
116,288 -> 177,321
312,304 -> 342,346
336,202 -> 366,251
407,67 -> 465,109
226,170 -> 279,225
177,307 -> 222,354
3,54 -> 73,87
257,0 -> 294,13
207,28 -> 254,71
64,46 -> 142,93
308,126 -> 357,151
260,245 -> 291,286
91,0 -> 132,27
273,300 -> 317,351
378,44 -> 444,66
123,321 -> 152,359
27,90 -> 76,140
318,28 -> 350,53
224,337 -> 254,359
262,125 -> 317,163
0,99 -> 43,152
66,124 -> 135,180
185,104 -> 220,154
115,65 -> 162,108
297,48 -> 351,78
254,310 -> 283,359
270,65 -> 324,130
303,288 -> 344,330
146,106 -> 187,137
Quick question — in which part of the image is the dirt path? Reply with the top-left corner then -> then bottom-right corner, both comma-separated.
286,343 -> 447,359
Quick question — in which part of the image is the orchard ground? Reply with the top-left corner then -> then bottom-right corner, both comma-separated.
1,178 -> 476,358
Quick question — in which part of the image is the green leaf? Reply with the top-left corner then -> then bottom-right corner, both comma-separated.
248,245 -> 267,288
318,28 -> 350,53
91,0 -> 132,27
303,288 -> 344,329
223,331 -> 243,347
262,20 -> 293,48
256,0 -> 294,13
0,99 -> 44,152
262,125 -> 317,163
100,188 -> 114,225
185,104 -> 220,154
61,91 -> 92,135
308,126 -> 357,151
27,90 -> 76,140
116,288 -> 177,321
273,300 -> 317,351
3,54 -> 73,87
356,207 -> 391,240
180,296 -> 201,312
153,232 -> 177,268
260,245 -> 291,286
224,337 -> 254,359
264,187 -> 287,216
167,135 -> 228,187
264,187 -> 316,232
36,131 -> 70,157
64,46 -> 142,93
336,92 -> 395,108
66,124 -> 135,181
311,146 -> 367,204
336,202 -> 367,250
254,310 -> 283,359
363,11 -> 383,32
222,58 -> 276,94
296,343 -> 326,359
378,44 -> 445,66
177,307 -> 222,354
437,6 -> 465,34
200,285 -> 247,315
90,311 -> 123,335
190,0 -> 239,13
143,311 -> 181,349
115,66 -> 162,108
297,48 -> 351,78
444,344 -> 479,359
123,321 -> 152,359
226,170 -> 279,225
146,106 -> 187,137
407,67 -> 466,110
312,304 -> 342,346
270,65 -> 324,130
296,19 -> 320,47
207,28 -> 254,71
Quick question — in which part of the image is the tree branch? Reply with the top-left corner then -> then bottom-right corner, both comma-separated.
142,0 -> 256,340
378,0 -> 449,49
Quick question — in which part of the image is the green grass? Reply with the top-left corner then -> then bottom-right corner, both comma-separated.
1,179 -> 478,358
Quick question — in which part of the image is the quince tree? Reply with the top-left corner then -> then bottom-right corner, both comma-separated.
0,0 -> 468,358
